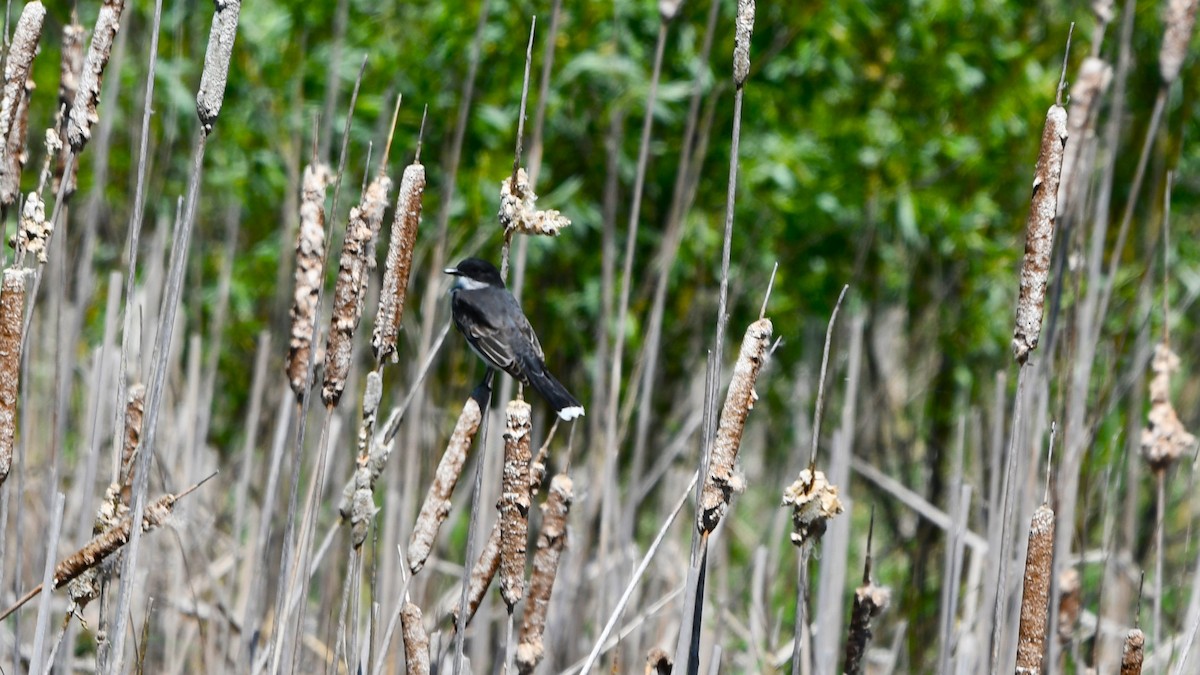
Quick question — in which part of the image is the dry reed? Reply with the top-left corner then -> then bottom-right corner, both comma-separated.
287,162 -> 334,399
372,159 -> 425,363
1120,628 -> 1144,675
516,473 -> 573,674
408,393 -> 483,574
1012,102 -> 1068,363
1016,505 -> 1055,674
697,317 -> 772,533
322,171 -> 392,407
66,0 -> 127,151
500,399 -> 533,610
0,269 -> 27,488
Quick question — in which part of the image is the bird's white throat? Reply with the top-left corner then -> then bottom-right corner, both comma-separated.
452,276 -> 492,291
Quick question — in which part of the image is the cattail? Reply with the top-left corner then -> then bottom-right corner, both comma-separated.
338,407 -> 400,520
408,394 -> 483,573
356,371 -> 383,458
347,458 -> 375,549
1011,103 -> 1068,364
286,162 -> 333,400
498,167 -> 571,237
781,468 -> 844,550
195,0 -> 241,133
645,648 -> 674,675
733,0 -> 755,88
372,161 -> 425,363
0,3 -> 44,155
13,191 -> 47,264
1057,568 -> 1081,645
401,602 -> 431,675
1140,342 -> 1195,471
698,317 -> 772,533
54,13 -> 85,196
1015,505 -> 1055,674
1057,58 -> 1112,216
66,0 -> 127,152
322,173 -> 392,407
843,583 -> 890,675
0,75 -> 34,206
0,269 -> 27,489
499,399 -> 533,610
1160,0 -> 1199,85
118,383 -> 146,506
1120,628 -> 1144,675
658,0 -> 683,21
453,519 -> 502,629
516,473 -> 573,674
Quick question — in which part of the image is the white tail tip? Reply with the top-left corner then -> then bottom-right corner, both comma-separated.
557,406 -> 585,421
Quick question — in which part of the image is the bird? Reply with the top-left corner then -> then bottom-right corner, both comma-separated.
445,257 -> 585,421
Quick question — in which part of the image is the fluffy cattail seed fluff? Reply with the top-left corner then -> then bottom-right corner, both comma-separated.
499,399 -> 533,610
196,0 -> 241,133
1015,505 -> 1055,674
322,174 -> 393,407
516,474 -> 573,675
498,168 -> 571,237
733,0 -> 756,87
0,269 -> 27,488
1160,0 -> 1199,85
286,163 -> 333,400
698,318 -> 772,533
67,0 -> 127,152
781,468 -> 844,550
1011,104 -> 1067,364
1140,342 -> 1196,471
372,161 -> 425,363
15,192 -> 48,264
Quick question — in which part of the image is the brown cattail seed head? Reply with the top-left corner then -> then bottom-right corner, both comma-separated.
339,407 -> 400,520
1015,505 -> 1055,674
1140,342 -> 1196,471
499,167 -> 571,237
698,318 -> 772,533
14,191 -> 48,264
0,2 -> 44,206
322,174 -> 393,407
53,492 -> 177,589
1120,628 -> 1144,675
645,648 -> 674,675
0,269 -> 27,487
1012,104 -> 1067,364
499,399 -> 533,610
401,602 -> 431,675
453,520 -> 502,628
55,14 -> 85,196
843,582 -> 890,675
1057,567 -> 1081,644
348,458 -> 376,548
119,383 -> 146,506
372,161 -> 424,362
67,0 -> 127,152
0,76 -> 34,207
517,474 -> 573,674
1160,0 -> 1199,84
286,163 -> 333,400
733,0 -> 756,87
408,394 -> 482,574
782,468 -> 844,551
196,0 -> 241,133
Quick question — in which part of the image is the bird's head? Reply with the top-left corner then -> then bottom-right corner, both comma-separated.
444,257 -> 505,291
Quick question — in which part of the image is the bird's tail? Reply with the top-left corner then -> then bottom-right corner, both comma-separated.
525,367 -> 585,421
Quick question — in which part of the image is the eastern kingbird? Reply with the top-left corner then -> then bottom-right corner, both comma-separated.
445,258 -> 585,421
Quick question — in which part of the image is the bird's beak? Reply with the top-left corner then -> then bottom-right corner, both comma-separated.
443,267 -> 459,275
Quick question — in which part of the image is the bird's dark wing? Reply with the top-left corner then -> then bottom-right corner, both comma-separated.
452,289 -> 520,374
508,296 -> 546,363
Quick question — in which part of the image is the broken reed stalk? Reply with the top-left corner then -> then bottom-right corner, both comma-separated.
1015,505 -> 1055,674
1120,629 -> 1145,675
66,0 -> 127,152
499,399 -> 533,610
697,317 -> 773,533
0,1 -> 45,207
372,156 -> 426,364
0,269 -> 27,489
402,601 -> 431,675
408,392 -> 484,573
287,161 -> 334,398
323,166 -> 392,407
516,473 -> 572,674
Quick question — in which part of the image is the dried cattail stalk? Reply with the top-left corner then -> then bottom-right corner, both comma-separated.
1120,628 -> 1144,675
1057,58 -> 1112,215
372,161 -> 425,363
0,3 -> 45,152
401,602 -> 431,675
499,167 -> 571,237
67,0 -> 127,152
645,648 -> 674,675
1140,342 -> 1196,471
54,13 -> 85,196
322,173 -> 393,407
1016,505 -> 1055,674
1160,0 -> 1199,84
195,0 -> 241,133
13,191 -> 47,264
843,582 -> 890,675
1057,567 -> 1081,645
733,0 -> 755,87
453,519 -> 502,629
0,76 -> 35,206
0,269 -> 27,488
781,468 -> 844,551
1011,103 -> 1068,364
408,394 -> 483,573
118,383 -> 146,506
500,399 -> 533,610
286,162 -> 334,400
516,474 -> 573,674
698,317 -> 772,533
